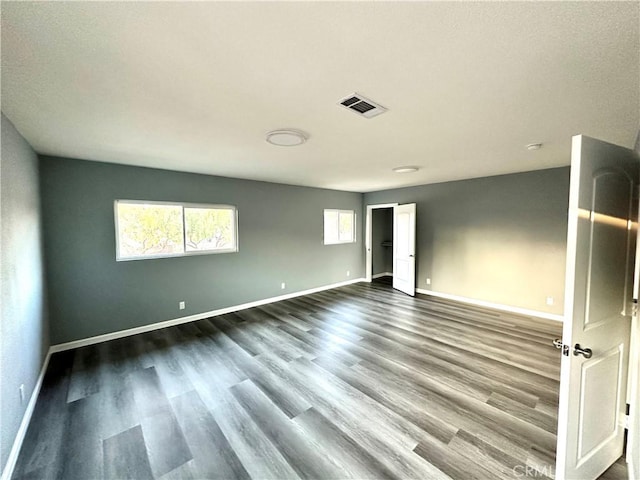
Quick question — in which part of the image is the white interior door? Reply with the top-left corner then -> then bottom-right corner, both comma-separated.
556,135 -> 639,480
393,203 -> 416,296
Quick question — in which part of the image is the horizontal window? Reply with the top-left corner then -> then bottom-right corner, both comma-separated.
324,209 -> 356,245
115,200 -> 238,261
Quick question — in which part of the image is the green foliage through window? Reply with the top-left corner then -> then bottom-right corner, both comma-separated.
185,207 -> 234,252
116,201 -> 237,260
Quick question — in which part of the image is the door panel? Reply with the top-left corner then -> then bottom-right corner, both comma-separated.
577,346 -> 623,461
556,135 -> 638,480
585,171 -> 634,327
393,203 -> 416,296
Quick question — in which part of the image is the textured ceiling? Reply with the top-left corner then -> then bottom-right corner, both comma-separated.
1,1 -> 638,192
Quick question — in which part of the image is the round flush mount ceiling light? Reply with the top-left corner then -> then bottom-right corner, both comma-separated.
266,129 -> 308,146
526,143 -> 543,151
392,166 -> 420,173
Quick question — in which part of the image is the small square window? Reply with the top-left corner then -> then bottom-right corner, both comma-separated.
324,209 -> 356,244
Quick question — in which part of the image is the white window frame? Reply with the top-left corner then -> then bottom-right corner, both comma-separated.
115,199 -> 239,261
323,209 -> 356,245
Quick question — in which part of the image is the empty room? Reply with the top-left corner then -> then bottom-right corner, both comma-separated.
1,2 -> 639,480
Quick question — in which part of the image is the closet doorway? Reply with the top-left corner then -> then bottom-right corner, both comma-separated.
365,203 -> 397,282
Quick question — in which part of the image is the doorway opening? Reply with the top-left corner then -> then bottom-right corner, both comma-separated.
365,203 -> 397,282
372,208 -> 393,280
365,202 -> 416,296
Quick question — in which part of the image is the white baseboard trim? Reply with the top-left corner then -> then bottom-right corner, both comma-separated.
50,278 -> 366,353
1,350 -> 52,480
415,288 -> 564,322
372,272 -> 393,279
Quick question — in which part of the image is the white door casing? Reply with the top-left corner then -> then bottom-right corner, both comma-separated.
628,132 -> 640,478
556,135 -> 639,480
393,203 -> 416,296
628,311 -> 640,480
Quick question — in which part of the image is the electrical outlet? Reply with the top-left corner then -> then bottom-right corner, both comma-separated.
426,278 -> 431,285
546,296 -> 554,306
281,282 -> 286,290
19,384 -> 25,404
179,301 -> 186,310
346,270 -> 350,277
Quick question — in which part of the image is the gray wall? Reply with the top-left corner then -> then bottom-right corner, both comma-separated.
0,114 -> 49,473
371,208 -> 393,275
364,167 -> 570,315
40,157 -> 364,344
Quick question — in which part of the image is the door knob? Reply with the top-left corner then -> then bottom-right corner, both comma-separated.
573,344 -> 593,359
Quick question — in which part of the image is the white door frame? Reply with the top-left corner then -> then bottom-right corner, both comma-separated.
629,306 -> 640,480
365,203 -> 398,282
628,131 -> 640,479
627,193 -> 640,479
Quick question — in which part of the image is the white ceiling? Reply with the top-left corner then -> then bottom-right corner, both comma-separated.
1,1 -> 638,192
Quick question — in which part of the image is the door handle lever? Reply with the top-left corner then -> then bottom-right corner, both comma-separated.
573,344 -> 593,359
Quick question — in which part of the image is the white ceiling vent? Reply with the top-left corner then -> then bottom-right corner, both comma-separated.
338,93 -> 387,118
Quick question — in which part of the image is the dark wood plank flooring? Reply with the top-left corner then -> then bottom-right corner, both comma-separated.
10,278 -> 627,479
